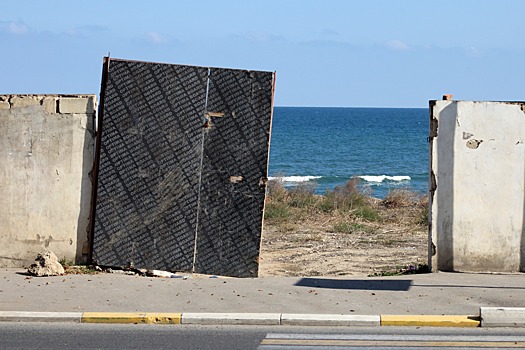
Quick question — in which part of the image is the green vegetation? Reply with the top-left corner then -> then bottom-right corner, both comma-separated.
333,221 -> 369,234
58,257 -> 74,267
265,177 -> 380,223
368,263 -> 429,277
59,258 -> 100,274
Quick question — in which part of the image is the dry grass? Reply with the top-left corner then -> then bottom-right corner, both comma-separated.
261,179 -> 429,277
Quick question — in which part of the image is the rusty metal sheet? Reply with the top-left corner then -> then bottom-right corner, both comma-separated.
194,68 -> 275,277
92,59 -> 208,270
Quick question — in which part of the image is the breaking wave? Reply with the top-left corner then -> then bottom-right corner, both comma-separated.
358,175 -> 411,183
268,175 -> 322,183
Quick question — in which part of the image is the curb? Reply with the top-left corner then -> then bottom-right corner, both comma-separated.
481,307 -> 525,327
0,311 -> 82,323
0,310 -> 522,327
282,314 -> 379,327
182,313 -> 280,325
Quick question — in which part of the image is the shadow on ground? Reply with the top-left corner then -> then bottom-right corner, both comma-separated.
295,278 -> 412,291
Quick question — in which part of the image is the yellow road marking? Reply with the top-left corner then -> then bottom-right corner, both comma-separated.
381,315 -> 480,327
81,312 -> 181,324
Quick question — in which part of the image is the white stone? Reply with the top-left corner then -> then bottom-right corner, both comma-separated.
147,270 -> 174,278
9,96 -> 40,108
43,97 -> 57,114
58,97 -> 96,114
27,251 -> 65,277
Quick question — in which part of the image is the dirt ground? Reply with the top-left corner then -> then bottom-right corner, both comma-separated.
258,203 -> 428,277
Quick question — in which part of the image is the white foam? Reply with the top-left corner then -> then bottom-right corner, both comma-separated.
358,175 -> 411,183
269,176 -> 322,183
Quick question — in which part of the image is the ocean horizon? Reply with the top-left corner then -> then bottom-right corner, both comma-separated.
267,106 -> 429,199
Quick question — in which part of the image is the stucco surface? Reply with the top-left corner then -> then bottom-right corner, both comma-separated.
431,100 -> 525,272
0,95 -> 95,267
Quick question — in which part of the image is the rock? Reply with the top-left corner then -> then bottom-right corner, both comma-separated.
146,269 -> 175,278
27,251 -> 65,277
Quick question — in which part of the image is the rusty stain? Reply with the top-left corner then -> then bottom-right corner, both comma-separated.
521,104 -> 525,114
202,112 -> 226,129
442,94 -> 453,101
462,132 -> 474,140
203,116 -> 212,129
466,139 -> 483,149
230,175 -> 244,183
258,177 -> 268,187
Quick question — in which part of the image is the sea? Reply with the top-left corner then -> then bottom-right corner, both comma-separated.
267,107 -> 429,199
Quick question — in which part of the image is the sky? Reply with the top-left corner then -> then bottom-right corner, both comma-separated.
1,0 -> 524,108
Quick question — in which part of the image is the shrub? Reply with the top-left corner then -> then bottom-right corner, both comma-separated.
264,202 -> 290,220
353,205 -> 380,221
320,178 -> 379,221
369,263 -> 429,277
417,205 -> 429,226
264,177 -> 380,223
288,182 -> 318,208
333,221 -> 368,234
381,188 -> 419,208
266,177 -> 288,203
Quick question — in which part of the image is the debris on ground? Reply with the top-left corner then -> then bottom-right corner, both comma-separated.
27,251 -> 65,277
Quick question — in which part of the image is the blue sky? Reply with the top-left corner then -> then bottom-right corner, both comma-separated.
1,1 -> 524,107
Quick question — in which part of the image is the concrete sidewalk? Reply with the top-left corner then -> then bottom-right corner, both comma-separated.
0,268 -> 524,327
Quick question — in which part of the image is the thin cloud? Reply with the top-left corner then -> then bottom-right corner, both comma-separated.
77,24 -> 109,33
299,39 -> 354,48
320,28 -> 340,37
65,24 -> 109,37
386,39 -> 410,51
2,20 -> 29,35
245,31 -> 286,43
465,46 -> 482,58
146,31 -> 172,44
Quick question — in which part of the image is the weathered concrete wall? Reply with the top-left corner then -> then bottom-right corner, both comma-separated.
0,95 -> 95,267
430,100 -> 525,272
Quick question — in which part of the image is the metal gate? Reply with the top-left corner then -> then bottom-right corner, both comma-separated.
91,58 -> 275,277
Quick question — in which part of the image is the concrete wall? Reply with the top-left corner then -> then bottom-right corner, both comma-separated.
429,100 -> 525,272
0,95 -> 95,267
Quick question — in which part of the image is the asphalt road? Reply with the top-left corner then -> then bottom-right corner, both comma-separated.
1,324 -> 525,349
